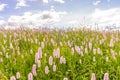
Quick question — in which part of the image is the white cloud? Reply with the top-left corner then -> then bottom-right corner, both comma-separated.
91,8 -> 120,26
43,0 -> 49,3
54,0 -> 65,3
93,0 -> 101,6
0,20 -> 6,26
43,0 -> 65,3
16,0 -> 28,9
0,3 -> 7,11
8,10 -> 67,28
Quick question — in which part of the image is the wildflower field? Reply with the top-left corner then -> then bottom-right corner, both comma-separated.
0,28 -> 120,80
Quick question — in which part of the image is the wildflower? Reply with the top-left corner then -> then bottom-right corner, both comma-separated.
93,48 -> 96,55
53,48 -> 60,58
91,73 -> 96,80
60,56 -> 64,64
16,72 -> 20,79
60,42 -> 63,46
71,48 -> 74,55
97,48 -> 102,55
28,73 -> 33,80
89,42 -> 92,50
35,53 -> 39,63
57,48 -> 60,58
10,43 -> 13,49
110,49 -> 116,59
80,51 -> 84,56
63,77 -> 68,80
103,73 -> 109,80
37,60 -> 41,68
60,56 -> 66,64
10,76 -> 16,80
41,41 -> 44,49
45,66 -> 49,74
38,47 -> 42,58
109,39 -> 114,47
53,64 -> 57,72
68,40 -> 71,47
85,47 -> 88,54
49,56 -> 53,65
32,64 -> 37,76
106,56 -> 109,62
63,57 -> 66,64
75,45 -> 81,54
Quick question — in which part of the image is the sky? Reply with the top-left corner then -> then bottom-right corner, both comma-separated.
0,0 -> 120,29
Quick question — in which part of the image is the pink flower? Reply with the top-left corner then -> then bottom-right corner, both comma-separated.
60,56 -> 64,64
60,56 -> 66,64
38,47 -> 42,58
85,47 -> 88,54
63,58 -> 66,64
103,73 -> 109,80
75,45 -> 81,54
28,73 -> 33,80
97,48 -> 102,55
49,56 -> 53,65
45,66 -> 49,74
41,42 -> 44,49
63,77 -> 68,80
16,72 -> 20,79
89,42 -> 92,50
53,64 -> 57,72
51,38 -> 55,46
35,53 -> 39,63
109,39 -> 114,47
10,76 -> 16,80
68,40 -> 71,47
56,48 -> 60,58
93,48 -> 96,55
110,49 -> 116,59
53,48 -> 60,58
71,48 -> 74,55
91,73 -> 96,80
37,60 -> 41,68
32,64 -> 37,76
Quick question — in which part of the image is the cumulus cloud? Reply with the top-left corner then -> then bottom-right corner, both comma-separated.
43,0 -> 65,3
8,10 -> 67,28
0,3 -> 7,11
91,8 -> 120,26
0,20 -> 6,26
54,0 -> 65,3
43,0 -> 49,3
16,0 -> 28,9
93,0 -> 101,6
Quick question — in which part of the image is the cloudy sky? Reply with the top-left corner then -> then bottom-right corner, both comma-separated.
0,0 -> 120,29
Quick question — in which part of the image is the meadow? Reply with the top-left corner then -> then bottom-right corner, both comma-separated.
0,28 -> 120,80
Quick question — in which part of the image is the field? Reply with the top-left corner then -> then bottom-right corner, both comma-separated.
0,28 -> 120,80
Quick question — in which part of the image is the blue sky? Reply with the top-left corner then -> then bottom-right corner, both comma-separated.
0,0 -> 120,29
